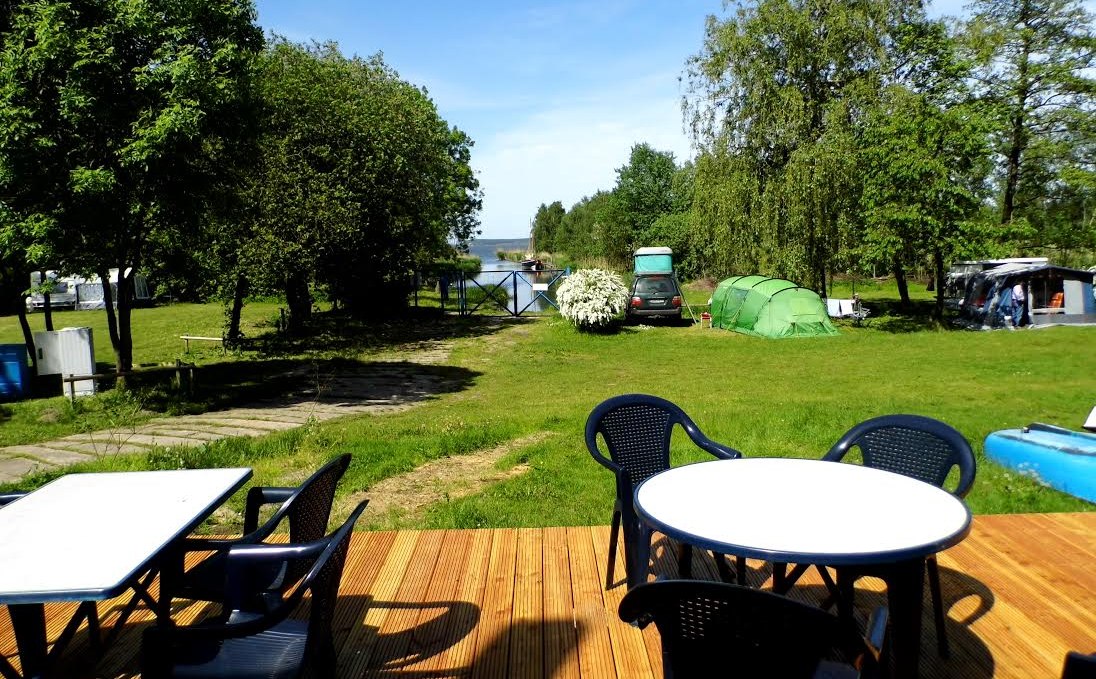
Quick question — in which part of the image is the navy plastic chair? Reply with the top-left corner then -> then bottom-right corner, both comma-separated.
586,394 -> 743,589
0,493 -> 26,506
619,580 -> 888,678
142,500 -> 367,679
777,415 -> 975,658
1062,651 -> 1096,679
161,453 -> 352,615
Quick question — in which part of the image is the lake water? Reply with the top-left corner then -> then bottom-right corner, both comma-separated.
462,242 -> 558,314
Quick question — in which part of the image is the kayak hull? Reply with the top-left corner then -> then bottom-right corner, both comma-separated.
984,424 -> 1096,504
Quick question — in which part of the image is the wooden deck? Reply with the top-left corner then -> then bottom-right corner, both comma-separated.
2,512 -> 1093,678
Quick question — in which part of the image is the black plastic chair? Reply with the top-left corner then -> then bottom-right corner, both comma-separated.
776,415 -> 975,658
0,492 -> 26,506
619,580 -> 888,678
142,499 -> 367,679
586,394 -> 743,589
1063,652 -> 1096,679
161,453 -> 352,614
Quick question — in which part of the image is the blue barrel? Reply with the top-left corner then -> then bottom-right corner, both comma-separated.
0,344 -> 29,400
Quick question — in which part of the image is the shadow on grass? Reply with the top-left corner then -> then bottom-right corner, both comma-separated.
851,299 -> 959,334
87,308 -> 515,415
243,307 -> 530,358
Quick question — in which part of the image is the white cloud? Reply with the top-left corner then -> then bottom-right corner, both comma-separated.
472,81 -> 693,239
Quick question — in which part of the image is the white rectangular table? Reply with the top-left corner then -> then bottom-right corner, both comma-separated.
0,467 -> 252,678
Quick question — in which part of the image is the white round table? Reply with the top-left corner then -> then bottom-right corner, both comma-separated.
634,457 -> 972,678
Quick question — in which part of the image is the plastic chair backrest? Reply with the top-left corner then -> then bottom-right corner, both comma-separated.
825,415 -> 976,496
619,580 -> 864,677
586,394 -> 688,489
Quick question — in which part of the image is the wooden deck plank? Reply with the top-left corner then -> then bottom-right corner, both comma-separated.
365,529 -> 446,674
443,528 -> 493,676
510,528 -> 545,679
566,526 -> 615,679
542,526 -> 580,679
470,528 -> 517,679
409,529 -> 473,676
589,525 -> 656,679
0,513 -> 1092,678
347,529 -> 423,677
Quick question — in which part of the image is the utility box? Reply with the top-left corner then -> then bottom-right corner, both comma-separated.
34,327 -> 96,397
0,344 -> 29,400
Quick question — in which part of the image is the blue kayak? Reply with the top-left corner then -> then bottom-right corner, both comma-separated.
985,423 -> 1096,504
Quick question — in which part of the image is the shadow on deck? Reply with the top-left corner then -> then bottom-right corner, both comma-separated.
1,512 -> 1092,678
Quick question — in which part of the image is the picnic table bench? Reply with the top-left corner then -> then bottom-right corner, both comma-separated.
180,335 -> 225,354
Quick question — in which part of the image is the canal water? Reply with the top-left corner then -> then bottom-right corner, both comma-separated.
464,241 -> 558,314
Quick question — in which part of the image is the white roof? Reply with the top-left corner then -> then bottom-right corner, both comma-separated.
634,247 -> 673,256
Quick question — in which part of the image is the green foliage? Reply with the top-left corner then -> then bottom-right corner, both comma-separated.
237,40 -> 482,323
556,268 -> 628,331
531,201 -> 564,253
0,0 -> 264,372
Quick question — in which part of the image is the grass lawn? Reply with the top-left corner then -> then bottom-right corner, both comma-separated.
0,289 -> 1093,532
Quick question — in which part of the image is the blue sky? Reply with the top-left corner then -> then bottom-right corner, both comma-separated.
254,0 -> 971,240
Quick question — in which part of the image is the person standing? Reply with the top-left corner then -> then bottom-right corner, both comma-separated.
1011,281 -> 1026,327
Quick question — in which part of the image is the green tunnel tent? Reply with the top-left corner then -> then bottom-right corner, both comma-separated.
711,275 -> 838,338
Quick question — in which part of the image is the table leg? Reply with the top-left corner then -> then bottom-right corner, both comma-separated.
883,557 -> 926,679
8,603 -> 47,678
629,522 -> 652,588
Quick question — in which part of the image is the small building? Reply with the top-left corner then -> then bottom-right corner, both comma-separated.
959,264 -> 1096,328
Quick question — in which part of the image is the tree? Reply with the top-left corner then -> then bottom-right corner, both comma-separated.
684,0 -> 910,291
0,0 -> 263,374
236,40 -> 481,331
965,0 -> 1095,234
606,143 -> 678,264
531,201 -> 564,253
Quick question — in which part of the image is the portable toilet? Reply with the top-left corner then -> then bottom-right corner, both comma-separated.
634,247 -> 673,274
0,344 -> 29,400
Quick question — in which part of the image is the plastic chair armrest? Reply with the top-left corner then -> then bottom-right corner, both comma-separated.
696,437 -> 743,460
243,486 -> 295,535
222,540 -> 327,610
0,492 -> 27,506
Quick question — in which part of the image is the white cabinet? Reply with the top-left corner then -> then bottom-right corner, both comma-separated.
34,327 -> 96,396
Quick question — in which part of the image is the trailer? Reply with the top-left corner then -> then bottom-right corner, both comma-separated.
26,269 -> 152,312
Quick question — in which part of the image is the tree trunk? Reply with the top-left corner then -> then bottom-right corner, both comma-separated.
284,270 -> 311,336
98,269 -> 124,383
933,248 -> 945,321
40,270 -> 54,332
893,259 -> 910,306
1001,45 -> 1031,226
226,274 -> 248,343
17,305 -> 36,376
116,270 -> 133,375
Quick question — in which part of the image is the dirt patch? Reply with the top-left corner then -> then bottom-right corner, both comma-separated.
350,431 -> 554,526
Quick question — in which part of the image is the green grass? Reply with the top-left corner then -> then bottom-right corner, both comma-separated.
1,291 -> 1093,534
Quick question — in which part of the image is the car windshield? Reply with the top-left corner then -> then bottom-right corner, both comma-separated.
636,277 -> 674,294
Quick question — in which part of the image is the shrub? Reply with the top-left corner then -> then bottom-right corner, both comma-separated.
556,268 -> 628,330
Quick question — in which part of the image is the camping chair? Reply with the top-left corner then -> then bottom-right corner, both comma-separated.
586,394 -> 745,589
160,453 -> 352,616
775,415 -> 975,658
619,580 -> 888,678
141,500 -> 367,679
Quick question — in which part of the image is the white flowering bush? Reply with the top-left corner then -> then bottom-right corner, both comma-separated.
556,268 -> 628,330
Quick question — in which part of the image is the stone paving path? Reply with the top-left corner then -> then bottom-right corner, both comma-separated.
0,344 -> 457,484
